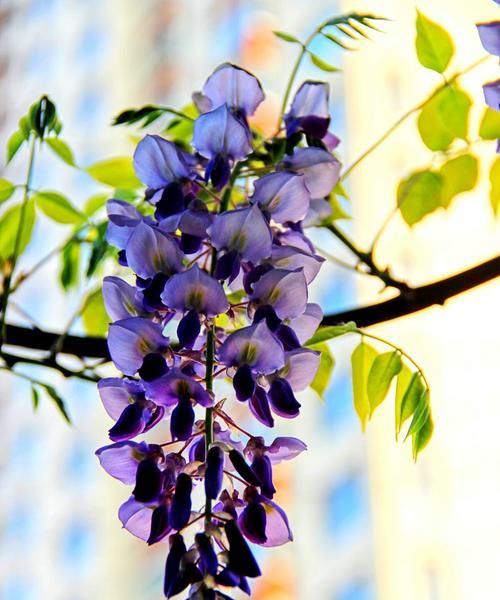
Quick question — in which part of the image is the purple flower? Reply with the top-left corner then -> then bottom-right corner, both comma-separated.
484,79 -> 500,111
302,198 -> 333,227
477,22 -> 500,57
267,244 -> 324,284
280,147 -> 341,198
281,348 -> 321,391
250,268 -> 308,320
285,80 -> 331,139
107,317 -> 169,375
96,440 -> 158,484
250,172 -> 311,223
208,204 -> 273,263
103,276 -> 144,321
288,302 -> 323,344
199,63 -> 265,117
106,199 -> 142,250
98,377 -> 145,420
144,368 -> 213,408
126,221 -> 184,279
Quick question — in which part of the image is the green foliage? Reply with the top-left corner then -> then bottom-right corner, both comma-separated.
395,368 -> 425,438
439,154 -> 478,208
85,157 -> 141,189
328,195 -> 351,220
490,157 -> 500,216
82,288 -> 108,336
415,11 -> 454,73
0,200 -> 36,259
309,53 -> 339,72
306,322 -> 357,345
397,170 -> 443,226
309,343 -> 335,400
84,193 -> 108,217
418,85 -> 471,151
46,137 -> 75,166
351,341 -> 378,430
6,130 -> 26,163
86,222 -> 111,278
41,383 -> 71,423
479,108 -> 500,141
34,191 -> 85,225
367,351 -> 403,415
60,240 -> 81,290
31,385 -> 40,411
273,31 -> 302,45
0,179 -> 16,203
113,104 -> 195,129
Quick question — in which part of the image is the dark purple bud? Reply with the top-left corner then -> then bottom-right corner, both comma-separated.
205,445 -> 224,500
117,249 -> 128,267
133,457 -> 164,502
206,154 -> 231,190
170,473 -> 192,530
189,437 -> 206,463
253,304 -> 281,331
138,352 -> 169,381
239,577 -> 251,595
275,324 -> 301,350
225,520 -> 261,578
242,264 -> 272,294
299,115 -> 330,139
164,533 -> 187,597
214,249 -> 240,282
142,272 -> 169,311
249,386 -> 274,428
171,397 -> 195,441
195,532 -> 218,575
108,403 -> 144,441
215,568 -> 240,588
228,450 -> 261,487
147,504 -> 170,545
241,500 -> 267,544
143,404 -> 166,433
169,562 -> 203,597
251,454 -> 275,499
233,364 -> 255,402
180,232 -> 202,254
268,377 -> 301,419
155,182 -> 185,220
177,309 -> 201,349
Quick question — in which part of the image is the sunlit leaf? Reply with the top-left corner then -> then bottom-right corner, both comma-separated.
309,53 -> 340,72
34,191 -> 85,225
439,154 -> 478,208
306,322 -> 357,346
31,385 -> 40,412
273,31 -> 302,45
412,410 -> 434,460
490,157 -> 500,216
351,341 -> 378,430
60,240 -> 81,290
84,193 -> 108,217
321,32 -> 353,50
42,384 -> 71,423
0,199 -> 36,258
415,11 -> 454,73
397,170 -> 443,226
479,108 -> 500,141
405,389 -> 430,439
328,195 -> 351,220
46,137 -> 75,166
86,222 -> 110,278
396,370 -> 425,438
85,157 -> 141,189
82,288 -> 108,336
310,343 -> 335,400
6,130 -> 26,163
0,179 -> 16,203
367,351 -> 402,415
418,85 -> 471,151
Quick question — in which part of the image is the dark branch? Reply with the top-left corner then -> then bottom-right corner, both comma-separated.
3,255 -> 499,361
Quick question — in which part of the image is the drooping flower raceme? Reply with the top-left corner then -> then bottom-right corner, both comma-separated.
97,63 -> 341,599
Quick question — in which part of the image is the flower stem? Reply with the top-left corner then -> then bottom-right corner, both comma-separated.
0,136 -> 37,347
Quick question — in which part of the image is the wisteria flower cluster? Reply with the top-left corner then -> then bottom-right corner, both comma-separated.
96,63 -> 341,599
476,0 -> 500,150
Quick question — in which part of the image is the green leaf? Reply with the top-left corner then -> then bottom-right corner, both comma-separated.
0,179 -> 16,203
439,154 -> 478,208
479,108 -> 500,141
351,341 -> 378,430
328,195 -> 351,220
273,31 -> 302,45
82,288 -> 108,336
60,240 -> 81,290
396,370 -> 425,438
367,351 -> 402,415
415,11 -> 454,73
322,32 -> 353,50
46,137 -> 75,166
309,53 -> 340,72
490,157 -> 500,216
85,157 -> 141,189
31,385 -> 40,412
84,193 -> 108,216
418,85 -> 471,151
6,130 -> 26,163
0,199 -> 36,259
306,322 -> 357,346
405,389 -> 430,439
86,222 -> 110,278
34,191 -> 84,225
412,410 -> 434,460
397,170 -> 443,226
333,182 -> 349,200
42,384 -> 71,423
310,344 -> 335,400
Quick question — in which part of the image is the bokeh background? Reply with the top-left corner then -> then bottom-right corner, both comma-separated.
0,0 -> 499,599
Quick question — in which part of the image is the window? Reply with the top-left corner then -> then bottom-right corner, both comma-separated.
327,472 -> 369,539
